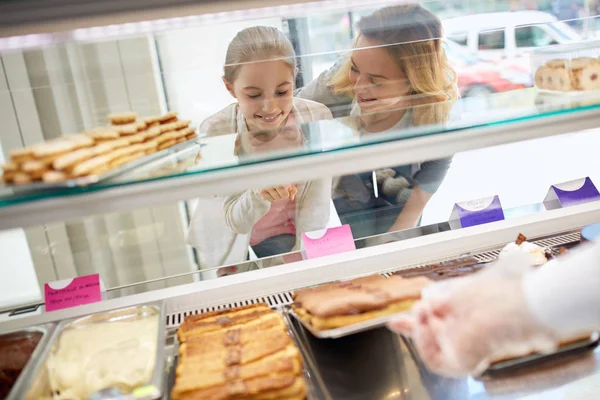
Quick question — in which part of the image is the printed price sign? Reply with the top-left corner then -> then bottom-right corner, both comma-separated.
44,274 -> 102,312
302,225 -> 356,259
449,195 -> 505,229
544,177 -> 600,210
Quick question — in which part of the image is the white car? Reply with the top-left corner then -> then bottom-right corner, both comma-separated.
443,11 -> 581,61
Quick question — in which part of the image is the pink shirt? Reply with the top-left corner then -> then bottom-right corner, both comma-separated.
250,198 -> 296,246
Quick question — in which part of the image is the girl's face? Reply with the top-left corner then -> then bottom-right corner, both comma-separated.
349,36 -> 412,113
225,60 -> 295,132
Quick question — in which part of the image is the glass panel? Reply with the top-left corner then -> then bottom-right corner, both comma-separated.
1,4 -> 600,214
3,125 -> 600,315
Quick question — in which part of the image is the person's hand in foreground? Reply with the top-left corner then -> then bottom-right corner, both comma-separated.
388,253 -> 560,377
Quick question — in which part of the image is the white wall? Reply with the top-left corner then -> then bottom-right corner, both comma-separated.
156,18 -> 283,128
422,129 -> 600,225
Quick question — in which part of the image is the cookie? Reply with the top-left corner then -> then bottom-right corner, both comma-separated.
126,132 -> 146,144
144,116 -> 162,125
85,127 -> 119,141
156,131 -> 177,145
21,160 -> 47,174
144,126 -> 161,139
110,151 -> 144,168
42,171 -> 68,183
1,171 -> 16,183
545,67 -> 570,91
534,66 -> 549,89
572,60 -> 600,91
113,123 -> 140,136
108,112 -> 137,125
9,148 -> 34,162
158,139 -> 176,150
88,165 -> 111,176
185,132 -> 198,140
175,137 -> 186,144
32,140 -> 75,158
158,112 -> 178,123
1,162 -> 18,173
53,148 -> 95,170
546,59 -> 566,68
71,155 -> 110,177
63,133 -> 95,149
13,172 -> 32,185
569,57 -> 596,70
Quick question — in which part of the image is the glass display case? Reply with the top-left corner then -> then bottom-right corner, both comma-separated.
1,0 -> 600,399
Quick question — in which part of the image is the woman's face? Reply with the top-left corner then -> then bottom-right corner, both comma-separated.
349,36 -> 412,113
225,60 -> 295,132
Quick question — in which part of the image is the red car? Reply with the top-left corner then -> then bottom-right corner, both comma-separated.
444,41 -> 532,97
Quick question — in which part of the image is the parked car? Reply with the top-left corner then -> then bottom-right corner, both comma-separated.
443,11 -> 581,63
444,41 -> 532,97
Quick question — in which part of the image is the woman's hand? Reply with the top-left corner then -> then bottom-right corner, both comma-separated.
389,255 -> 559,377
259,185 -> 297,202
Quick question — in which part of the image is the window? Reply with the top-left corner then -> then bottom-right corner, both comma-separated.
515,26 -> 556,48
478,29 -> 505,50
447,31 -> 468,47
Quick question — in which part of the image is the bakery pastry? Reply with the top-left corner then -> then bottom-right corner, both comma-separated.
108,112 -> 137,125
498,233 -> 549,266
292,275 -> 431,330
571,58 -> 600,91
172,304 -> 306,400
395,257 -> 484,281
158,112 -> 178,123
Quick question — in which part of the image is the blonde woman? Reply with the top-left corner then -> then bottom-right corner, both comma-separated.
298,4 -> 457,239
188,26 -> 332,275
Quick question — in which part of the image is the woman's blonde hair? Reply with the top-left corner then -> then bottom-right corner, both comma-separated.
331,4 -> 458,126
224,26 -> 297,83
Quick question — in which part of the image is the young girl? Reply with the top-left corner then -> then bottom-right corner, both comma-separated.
188,26 -> 332,275
298,5 -> 457,239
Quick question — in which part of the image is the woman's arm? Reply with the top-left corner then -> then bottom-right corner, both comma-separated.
387,157 -> 452,232
223,190 -> 271,234
387,186 -> 432,232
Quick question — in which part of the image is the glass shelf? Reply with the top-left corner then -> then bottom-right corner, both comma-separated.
1,87 -> 599,210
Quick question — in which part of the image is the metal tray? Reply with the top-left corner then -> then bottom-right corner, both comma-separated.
1,323 -> 56,400
482,332 -> 600,377
0,138 -> 201,193
20,302 -> 166,400
286,306 -> 409,340
164,308 -> 327,400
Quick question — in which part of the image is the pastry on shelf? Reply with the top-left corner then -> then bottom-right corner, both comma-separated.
534,57 -> 600,92
292,275 -> 431,330
172,304 -> 306,400
1,111 -> 197,186
498,233 -> 550,266
394,257 -> 485,281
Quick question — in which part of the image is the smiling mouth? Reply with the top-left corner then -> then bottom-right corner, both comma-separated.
256,113 -> 282,123
358,94 -> 376,103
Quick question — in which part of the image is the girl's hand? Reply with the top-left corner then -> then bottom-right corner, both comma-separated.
259,185 -> 297,202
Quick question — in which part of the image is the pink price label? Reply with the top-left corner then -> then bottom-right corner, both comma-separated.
302,225 -> 356,259
44,274 -> 102,312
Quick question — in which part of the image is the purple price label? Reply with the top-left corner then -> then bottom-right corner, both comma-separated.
453,195 -> 505,228
550,177 -> 600,207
